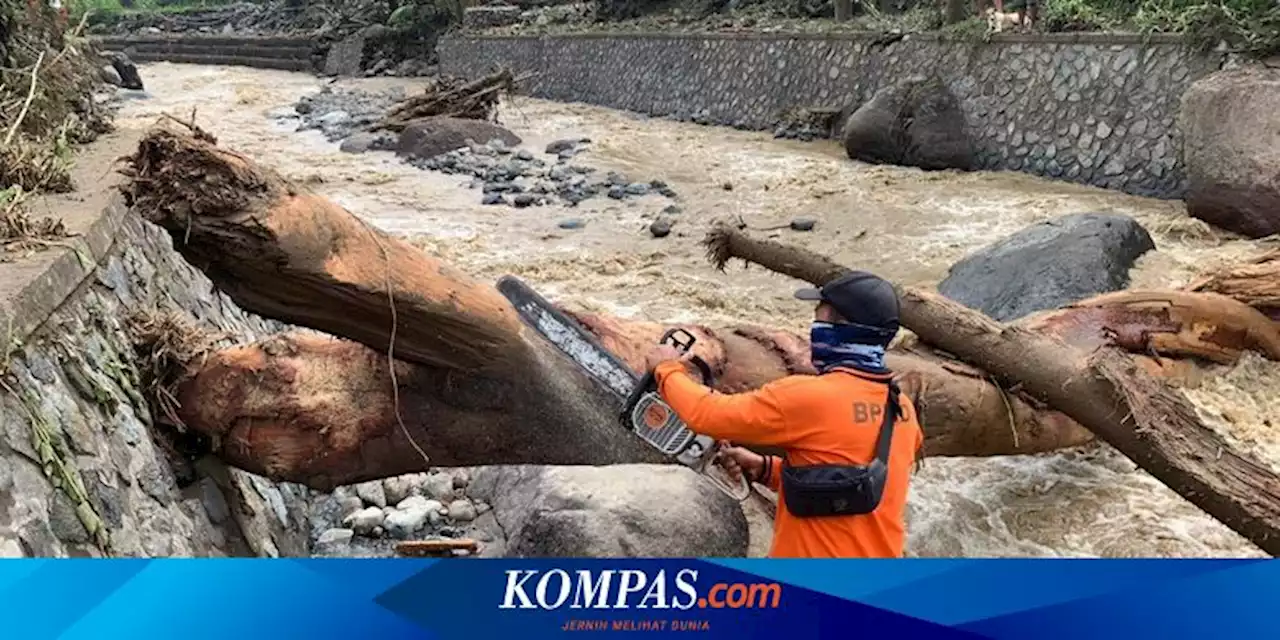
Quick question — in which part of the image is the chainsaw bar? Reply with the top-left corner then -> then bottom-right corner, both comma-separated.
497,275 -> 753,502
496,275 -> 636,403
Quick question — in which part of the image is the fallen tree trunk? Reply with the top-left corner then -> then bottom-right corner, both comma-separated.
1185,248 -> 1280,321
122,124 -> 668,489
172,320 -> 1097,489
703,225 -> 1280,556
171,287 -> 1264,488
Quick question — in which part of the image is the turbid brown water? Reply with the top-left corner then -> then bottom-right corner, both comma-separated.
115,62 -> 1279,558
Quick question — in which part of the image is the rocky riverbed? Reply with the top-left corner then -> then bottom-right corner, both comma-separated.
308,470 -> 493,557
113,62 -> 1279,559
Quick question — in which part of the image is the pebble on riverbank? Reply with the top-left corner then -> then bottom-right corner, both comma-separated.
412,136 -> 681,209
312,468 -> 496,557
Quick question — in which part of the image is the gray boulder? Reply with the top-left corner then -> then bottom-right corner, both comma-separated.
937,213 -> 1156,322
469,465 -> 749,558
396,117 -> 522,161
339,131 -> 397,154
842,76 -> 973,171
103,52 -> 144,91
100,65 -> 123,87
1180,66 -> 1280,238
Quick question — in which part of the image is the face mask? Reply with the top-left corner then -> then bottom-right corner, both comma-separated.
809,321 -> 890,374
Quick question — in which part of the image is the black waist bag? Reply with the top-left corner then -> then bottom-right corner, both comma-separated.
780,380 -> 901,518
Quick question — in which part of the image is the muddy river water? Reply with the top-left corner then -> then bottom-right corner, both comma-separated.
115,62 -> 1278,558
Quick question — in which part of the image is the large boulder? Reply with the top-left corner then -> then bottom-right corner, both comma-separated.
937,213 -> 1156,322
1180,66 -> 1280,238
842,76 -> 973,171
103,52 -> 144,91
99,64 -> 123,87
395,117 -> 521,161
468,465 -> 749,558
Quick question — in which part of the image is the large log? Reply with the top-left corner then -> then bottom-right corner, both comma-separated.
174,322 -> 1098,488
702,225 -> 1280,556
1185,249 -> 1280,321
173,289 -> 1267,488
123,125 -> 668,489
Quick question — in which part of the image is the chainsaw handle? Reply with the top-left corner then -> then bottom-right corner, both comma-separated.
703,445 -> 753,502
659,329 -> 713,385
660,328 -> 698,353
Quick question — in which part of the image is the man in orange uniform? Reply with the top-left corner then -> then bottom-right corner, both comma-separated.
644,271 -> 923,558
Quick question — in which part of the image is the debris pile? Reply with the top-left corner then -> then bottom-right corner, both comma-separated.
375,69 -> 516,132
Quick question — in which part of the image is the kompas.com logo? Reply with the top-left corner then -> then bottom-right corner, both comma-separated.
499,568 -> 782,610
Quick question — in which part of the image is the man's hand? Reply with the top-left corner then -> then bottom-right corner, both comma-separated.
643,344 -> 692,373
714,442 -> 765,485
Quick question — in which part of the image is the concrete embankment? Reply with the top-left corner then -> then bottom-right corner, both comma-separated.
0,138 -> 311,557
438,31 -> 1225,199
94,34 -> 320,72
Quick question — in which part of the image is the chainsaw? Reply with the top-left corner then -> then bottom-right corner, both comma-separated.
497,275 -> 752,502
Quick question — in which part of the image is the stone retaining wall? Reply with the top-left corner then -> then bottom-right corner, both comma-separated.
0,201 -> 312,557
440,32 -> 1228,198
93,35 -> 320,73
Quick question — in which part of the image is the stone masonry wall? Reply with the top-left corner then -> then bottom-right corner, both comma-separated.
94,35 -> 320,73
439,32 -> 1227,198
0,203 -> 312,558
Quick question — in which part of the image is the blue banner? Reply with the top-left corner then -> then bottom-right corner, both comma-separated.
2,558 -> 1275,638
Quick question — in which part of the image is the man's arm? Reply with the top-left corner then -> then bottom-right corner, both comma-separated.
653,360 -> 798,447
758,455 -> 782,491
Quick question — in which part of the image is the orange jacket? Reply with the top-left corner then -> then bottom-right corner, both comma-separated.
654,360 -> 923,558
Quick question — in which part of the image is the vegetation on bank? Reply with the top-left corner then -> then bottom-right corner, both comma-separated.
67,0 -> 242,18
1,0 -> 111,245
586,0 -> 1280,56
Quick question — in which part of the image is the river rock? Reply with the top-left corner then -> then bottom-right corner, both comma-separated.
396,117 -> 521,161
383,507 -> 430,539
397,496 -> 442,514
354,480 -> 387,508
937,213 -> 1156,322
343,506 -> 385,536
842,76 -> 973,171
338,495 -> 364,519
558,218 -> 585,230
1180,67 -> 1280,238
649,219 -> 673,238
448,499 -> 477,522
339,132 -> 391,154
383,474 -> 420,506
790,217 -> 816,231
545,138 -> 588,154
315,528 -> 354,554
468,465 -> 749,557
422,472 -> 456,502
100,65 -> 124,87
103,51 -> 144,91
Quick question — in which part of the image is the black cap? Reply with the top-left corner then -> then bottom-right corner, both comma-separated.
795,271 -> 900,333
